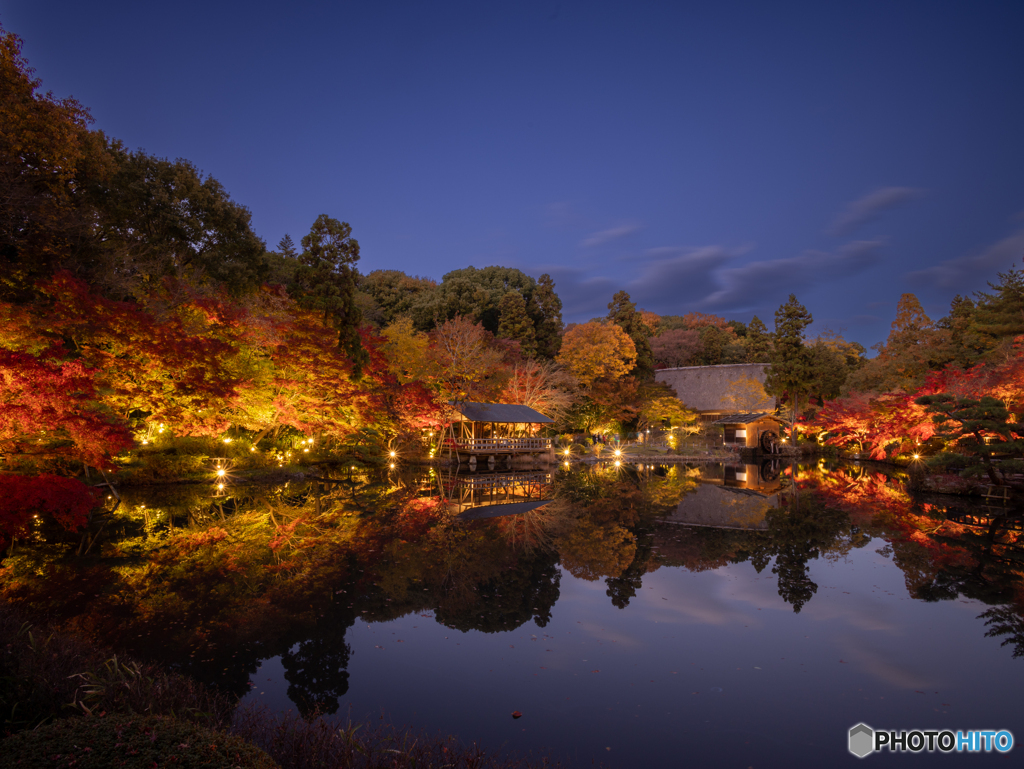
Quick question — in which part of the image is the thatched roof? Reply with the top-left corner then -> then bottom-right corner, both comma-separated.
452,402 -> 554,424
655,363 -> 773,413
710,413 -> 782,426
661,483 -> 776,530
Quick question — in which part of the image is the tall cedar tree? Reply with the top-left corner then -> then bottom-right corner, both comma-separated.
764,294 -> 812,441
607,291 -> 654,380
532,273 -> 564,358
746,316 -> 773,362
496,291 -> 537,357
295,215 -> 367,377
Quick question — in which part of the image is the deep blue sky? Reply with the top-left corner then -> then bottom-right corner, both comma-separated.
5,1 -> 1023,346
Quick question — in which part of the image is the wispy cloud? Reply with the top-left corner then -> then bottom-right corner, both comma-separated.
580,222 -> 642,248
624,246 -> 740,308
829,187 -> 922,236
700,240 -> 884,310
906,228 -> 1024,290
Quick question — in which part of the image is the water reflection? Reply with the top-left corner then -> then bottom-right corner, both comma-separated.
2,459 -> 1023,732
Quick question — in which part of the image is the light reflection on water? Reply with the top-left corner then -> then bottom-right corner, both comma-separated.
5,460 -> 1024,767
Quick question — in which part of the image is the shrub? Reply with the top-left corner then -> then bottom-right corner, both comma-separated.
0,714 -> 277,768
0,608 -> 232,734
231,705 -> 552,769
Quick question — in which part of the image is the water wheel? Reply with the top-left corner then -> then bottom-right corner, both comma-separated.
760,459 -> 781,482
759,430 -> 779,453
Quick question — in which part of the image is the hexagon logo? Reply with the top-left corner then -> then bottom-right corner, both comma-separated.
849,723 -> 874,758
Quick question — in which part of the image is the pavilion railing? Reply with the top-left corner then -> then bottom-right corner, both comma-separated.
443,437 -> 551,452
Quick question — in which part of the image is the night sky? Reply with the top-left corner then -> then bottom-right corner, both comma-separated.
5,1 -> 1023,346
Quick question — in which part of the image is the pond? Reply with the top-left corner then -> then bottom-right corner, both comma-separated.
3,459 -> 1022,767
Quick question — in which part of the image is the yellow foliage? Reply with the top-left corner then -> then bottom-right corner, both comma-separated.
724,374 -> 773,412
556,321 -> 637,387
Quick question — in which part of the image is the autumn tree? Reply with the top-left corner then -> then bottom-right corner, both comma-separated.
428,315 -> 509,402
607,291 -> 654,380
0,348 -> 133,469
723,374 -> 773,413
650,328 -> 701,368
380,316 -> 434,385
764,294 -> 813,441
500,359 -> 575,421
557,321 -> 637,387
638,388 -> 698,434
847,293 -> 948,393
294,215 -> 367,376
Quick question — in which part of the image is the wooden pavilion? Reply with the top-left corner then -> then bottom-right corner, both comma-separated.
444,402 -> 553,469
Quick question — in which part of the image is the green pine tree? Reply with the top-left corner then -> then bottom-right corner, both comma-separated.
971,265 -> 1024,351
497,290 -> 537,357
746,315 -> 773,362
916,394 -> 1024,486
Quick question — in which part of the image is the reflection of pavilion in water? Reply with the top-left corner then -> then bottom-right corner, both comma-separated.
443,470 -> 553,520
662,461 -> 786,530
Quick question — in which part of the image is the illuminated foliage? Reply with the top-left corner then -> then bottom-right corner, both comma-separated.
0,474 -> 97,550
557,321 -> 636,387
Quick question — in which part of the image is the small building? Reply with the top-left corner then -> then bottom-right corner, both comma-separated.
444,402 -> 554,468
710,413 -> 784,452
655,363 -> 774,427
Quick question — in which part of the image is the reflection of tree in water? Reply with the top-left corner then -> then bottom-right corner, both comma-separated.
909,508 -> 1024,659
759,494 -> 864,613
435,548 -> 560,633
654,485 -> 862,613
605,527 -> 655,609
280,605 -> 359,718
980,605 -> 1024,659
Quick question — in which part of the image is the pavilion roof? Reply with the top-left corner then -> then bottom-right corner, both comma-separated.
452,402 -> 554,424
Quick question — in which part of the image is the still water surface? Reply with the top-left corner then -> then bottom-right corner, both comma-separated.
6,460 -> 1023,767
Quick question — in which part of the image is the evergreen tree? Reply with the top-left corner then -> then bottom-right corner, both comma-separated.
277,233 -> 297,259
938,294 -> 983,367
532,273 -> 564,358
764,294 -> 813,441
295,214 -> 367,377
916,393 -> 1024,486
971,265 -> 1024,350
497,290 -> 537,358
607,290 -> 654,380
746,315 -> 773,362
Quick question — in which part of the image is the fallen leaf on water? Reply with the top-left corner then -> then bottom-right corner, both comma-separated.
591,669 -> 600,673
512,711 -> 522,719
